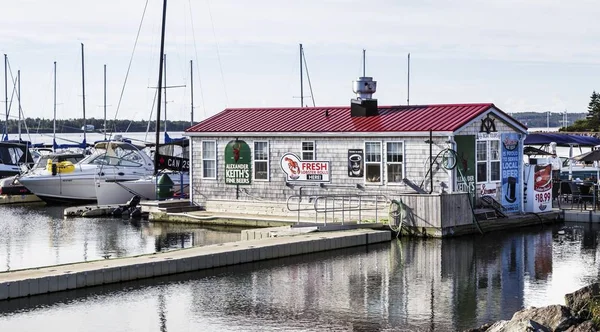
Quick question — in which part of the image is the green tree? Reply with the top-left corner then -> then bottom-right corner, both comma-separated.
587,91 -> 600,129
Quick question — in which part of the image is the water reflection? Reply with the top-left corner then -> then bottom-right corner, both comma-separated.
2,222 -> 600,331
0,205 -> 241,271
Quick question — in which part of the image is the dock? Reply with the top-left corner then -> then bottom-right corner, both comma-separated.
0,194 -> 43,205
0,228 -> 391,301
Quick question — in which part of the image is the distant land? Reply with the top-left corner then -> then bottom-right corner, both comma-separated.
0,112 -> 588,134
0,118 -> 193,134
508,112 -> 587,128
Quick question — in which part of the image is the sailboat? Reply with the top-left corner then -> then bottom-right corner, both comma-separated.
94,0 -> 189,206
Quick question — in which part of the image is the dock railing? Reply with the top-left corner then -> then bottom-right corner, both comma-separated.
554,179 -> 598,211
286,193 -> 389,225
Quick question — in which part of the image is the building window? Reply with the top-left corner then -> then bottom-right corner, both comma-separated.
365,141 -> 382,183
476,140 -> 500,183
254,141 -> 269,181
386,141 -> 403,183
302,141 -> 315,160
202,140 -> 216,179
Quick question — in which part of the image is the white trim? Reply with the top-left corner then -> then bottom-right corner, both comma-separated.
301,140 -> 316,160
201,140 -> 217,180
455,107 -> 527,135
189,138 -> 194,203
364,141 -> 383,185
185,131 -> 454,137
476,139 -> 501,184
385,140 -> 405,184
253,140 -> 270,182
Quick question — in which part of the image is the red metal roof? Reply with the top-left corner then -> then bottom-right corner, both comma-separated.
187,103 -> 520,133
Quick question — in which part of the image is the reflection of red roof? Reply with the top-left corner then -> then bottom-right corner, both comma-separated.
187,103 -> 520,133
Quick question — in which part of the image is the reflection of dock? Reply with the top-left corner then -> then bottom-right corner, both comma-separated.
0,228 -> 390,301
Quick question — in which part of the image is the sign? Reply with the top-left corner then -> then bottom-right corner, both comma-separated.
224,140 -> 252,185
480,182 -> 497,198
501,133 -> 521,213
347,149 -> 364,177
524,164 -> 552,213
455,135 -> 476,203
157,154 -> 189,172
280,153 -> 330,182
480,114 -> 497,134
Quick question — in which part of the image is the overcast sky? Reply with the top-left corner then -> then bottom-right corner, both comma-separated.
1,0 -> 599,124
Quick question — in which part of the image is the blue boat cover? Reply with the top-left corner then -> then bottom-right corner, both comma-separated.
524,133 -> 600,147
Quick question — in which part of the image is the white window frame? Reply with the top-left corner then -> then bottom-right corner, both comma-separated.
201,140 -> 217,179
476,139 -> 501,184
364,141 -> 382,185
301,141 -> 315,160
385,141 -> 405,185
253,141 -> 270,181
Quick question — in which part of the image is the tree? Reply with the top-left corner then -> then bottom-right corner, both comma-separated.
587,91 -> 600,129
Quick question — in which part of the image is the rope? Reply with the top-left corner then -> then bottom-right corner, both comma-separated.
388,198 -> 405,238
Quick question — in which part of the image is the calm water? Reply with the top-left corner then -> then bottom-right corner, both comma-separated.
0,205 -> 241,272
1,211 -> 600,331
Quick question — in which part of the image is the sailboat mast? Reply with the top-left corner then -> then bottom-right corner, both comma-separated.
103,64 -> 107,140
299,44 -> 303,107
81,43 -> 87,145
154,0 -> 168,175
17,70 -> 21,140
190,60 -> 193,127
53,61 -> 57,153
164,53 -> 167,133
4,54 -> 7,140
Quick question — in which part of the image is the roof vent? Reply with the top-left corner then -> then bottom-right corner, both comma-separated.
351,49 -> 378,117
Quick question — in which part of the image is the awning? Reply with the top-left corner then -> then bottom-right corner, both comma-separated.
524,133 -> 600,147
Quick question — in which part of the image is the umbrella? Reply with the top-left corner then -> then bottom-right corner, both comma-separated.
573,150 -> 600,162
573,150 -> 600,183
524,146 -> 553,156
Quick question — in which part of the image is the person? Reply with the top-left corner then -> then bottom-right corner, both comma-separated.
548,153 -> 562,180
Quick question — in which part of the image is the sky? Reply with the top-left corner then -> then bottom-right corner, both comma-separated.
1,0 -> 600,125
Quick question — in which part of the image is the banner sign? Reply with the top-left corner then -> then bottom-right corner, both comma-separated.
224,140 -> 252,185
501,133 -> 521,213
455,135 -> 476,202
348,149 -> 364,177
280,153 -> 330,182
157,154 -> 189,172
525,164 -> 552,213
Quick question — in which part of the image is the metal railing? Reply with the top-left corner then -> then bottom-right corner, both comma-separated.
286,193 -> 389,224
553,179 -> 599,211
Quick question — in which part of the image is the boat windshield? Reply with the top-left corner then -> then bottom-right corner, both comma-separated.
84,145 -> 146,167
32,154 -> 86,169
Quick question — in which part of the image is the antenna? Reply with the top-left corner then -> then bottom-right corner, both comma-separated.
407,53 -> 410,105
300,43 -> 303,107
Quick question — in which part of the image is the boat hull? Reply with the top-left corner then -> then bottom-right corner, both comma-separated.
95,174 -> 189,205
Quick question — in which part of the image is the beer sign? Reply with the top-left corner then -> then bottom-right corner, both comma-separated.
224,140 -> 252,185
280,153 -> 330,182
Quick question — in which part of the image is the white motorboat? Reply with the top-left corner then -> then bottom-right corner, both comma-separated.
95,138 -> 189,205
18,140 -> 154,204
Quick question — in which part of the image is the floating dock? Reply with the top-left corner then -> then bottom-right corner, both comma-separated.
0,228 -> 391,301
0,194 -> 43,205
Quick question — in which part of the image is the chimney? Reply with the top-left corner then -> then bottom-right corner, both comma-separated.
351,76 -> 378,117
